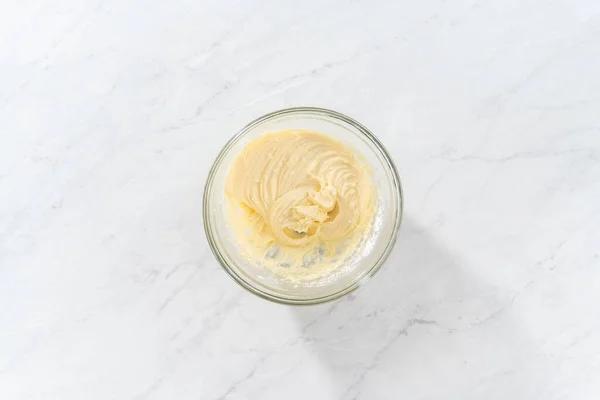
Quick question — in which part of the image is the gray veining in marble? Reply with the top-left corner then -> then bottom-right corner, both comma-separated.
1,0 -> 600,399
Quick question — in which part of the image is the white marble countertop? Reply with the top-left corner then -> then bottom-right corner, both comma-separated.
2,1 -> 600,399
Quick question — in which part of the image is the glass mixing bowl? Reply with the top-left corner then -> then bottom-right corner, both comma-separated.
203,107 -> 403,305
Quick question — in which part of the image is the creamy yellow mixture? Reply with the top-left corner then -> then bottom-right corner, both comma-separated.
225,130 -> 374,272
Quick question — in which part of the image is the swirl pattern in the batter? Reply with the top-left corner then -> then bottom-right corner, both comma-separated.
225,130 -> 374,267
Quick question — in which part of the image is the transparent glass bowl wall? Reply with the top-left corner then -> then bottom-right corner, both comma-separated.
203,107 -> 402,305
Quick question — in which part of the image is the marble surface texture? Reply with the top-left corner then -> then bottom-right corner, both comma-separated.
2,0 -> 600,399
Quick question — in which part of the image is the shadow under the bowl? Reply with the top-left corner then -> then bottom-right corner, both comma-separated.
290,216 -> 532,399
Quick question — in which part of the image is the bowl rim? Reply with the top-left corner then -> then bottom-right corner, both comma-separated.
203,107 -> 403,305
